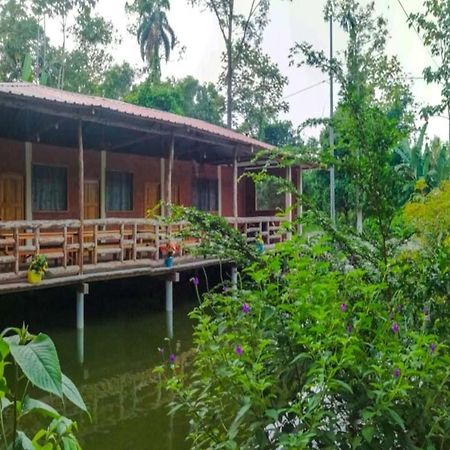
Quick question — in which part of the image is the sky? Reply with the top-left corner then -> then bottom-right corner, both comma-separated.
47,0 -> 447,142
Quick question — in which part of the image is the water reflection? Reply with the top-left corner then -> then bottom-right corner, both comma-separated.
49,299 -> 193,450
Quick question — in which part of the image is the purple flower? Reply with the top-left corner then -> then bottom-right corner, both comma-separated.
235,345 -> 243,357
430,343 -> 436,354
169,354 -> 176,363
392,322 -> 399,334
341,303 -> 347,313
394,368 -> 401,378
190,276 -> 200,286
347,323 -> 353,333
242,303 -> 250,314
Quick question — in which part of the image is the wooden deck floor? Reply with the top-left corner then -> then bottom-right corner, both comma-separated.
0,256 -> 223,295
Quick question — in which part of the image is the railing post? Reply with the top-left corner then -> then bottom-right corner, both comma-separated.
155,222 -> 160,261
14,226 -> 19,275
93,224 -> 98,265
63,225 -> 68,268
132,223 -> 137,261
120,223 -> 125,263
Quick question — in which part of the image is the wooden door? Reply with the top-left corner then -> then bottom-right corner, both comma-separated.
144,182 -> 161,217
84,181 -> 99,219
0,174 -> 24,221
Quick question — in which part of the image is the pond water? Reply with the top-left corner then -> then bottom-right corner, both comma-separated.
0,279 -> 198,450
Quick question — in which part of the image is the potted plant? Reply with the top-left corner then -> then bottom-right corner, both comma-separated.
256,233 -> 265,254
164,241 -> 177,268
27,254 -> 48,284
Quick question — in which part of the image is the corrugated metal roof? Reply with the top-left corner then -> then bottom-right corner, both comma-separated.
0,82 -> 272,150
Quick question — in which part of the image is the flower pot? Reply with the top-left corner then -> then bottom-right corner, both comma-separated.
27,270 -> 43,284
165,256 -> 174,268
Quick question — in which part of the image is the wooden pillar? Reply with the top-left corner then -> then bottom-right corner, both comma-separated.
232,148 -> 238,225
286,166 -> 293,221
25,142 -> 32,221
217,165 -> 222,216
100,150 -> 106,219
78,121 -> 85,274
160,158 -> 166,216
166,136 -> 175,216
297,166 -> 304,236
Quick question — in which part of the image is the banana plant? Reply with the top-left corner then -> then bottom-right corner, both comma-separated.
0,325 -> 88,450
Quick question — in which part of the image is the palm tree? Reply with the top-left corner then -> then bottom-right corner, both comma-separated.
128,0 -> 176,83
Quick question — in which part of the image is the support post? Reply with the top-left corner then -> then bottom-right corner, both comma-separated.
232,149 -> 238,227
77,328 -> 84,365
160,158 -> 166,216
100,150 -> 106,219
231,266 -> 238,292
165,280 -> 173,312
329,15 -> 336,226
297,167 -> 304,236
217,165 -> 222,216
78,121 -> 85,274
286,166 -> 293,239
25,142 -> 32,221
166,135 -> 175,216
76,283 -> 88,330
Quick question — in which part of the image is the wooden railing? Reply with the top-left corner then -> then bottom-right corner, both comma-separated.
0,216 -> 288,283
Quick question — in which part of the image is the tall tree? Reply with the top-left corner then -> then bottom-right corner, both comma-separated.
291,0 -> 413,258
32,0 -> 98,89
99,62 -> 136,99
125,76 -> 225,125
126,0 -> 176,83
188,0 -> 271,128
0,0 -> 43,81
410,0 -> 450,151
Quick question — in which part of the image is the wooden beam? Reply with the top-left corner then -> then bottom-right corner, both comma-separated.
166,135 -> 175,216
103,132 -> 153,152
25,142 -> 32,221
0,96 -> 254,151
160,158 -> 166,216
233,148 -> 238,224
100,150 -> 106,219
78,121 -> 85,274
286,166 -> 293,224
217,165 -> 222,216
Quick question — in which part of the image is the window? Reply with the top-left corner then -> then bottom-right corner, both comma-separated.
193,179 -> 218,212
255,179 -> 285,211
106,171 -> 133,211
32,165 -> 67,211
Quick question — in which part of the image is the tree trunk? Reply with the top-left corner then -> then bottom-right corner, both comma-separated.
226,1 -> 234,129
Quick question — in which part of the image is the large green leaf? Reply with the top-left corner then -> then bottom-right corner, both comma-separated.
62,373 -> 88,413
22,396 -> 61,419
0,338 -> 9,360
8,431 -> 34,450
9,334 -> 62,397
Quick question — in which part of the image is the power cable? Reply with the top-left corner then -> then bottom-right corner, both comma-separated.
283,80 -> 327,100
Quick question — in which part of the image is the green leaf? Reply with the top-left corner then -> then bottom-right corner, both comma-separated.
228,401 -> 252,440
21,54 -> 33,82
8,431 -> 34,450
9,333 -> 62,397
62,373 -> 88,413
362,425 -> 374,443
22,396 -> 61,419
0,338 -> 9,360
61,436 -> 78,450
1,396 -> 12,410
386,408 -> 405,430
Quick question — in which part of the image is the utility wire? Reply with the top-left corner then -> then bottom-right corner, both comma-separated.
283,80 -> 327,99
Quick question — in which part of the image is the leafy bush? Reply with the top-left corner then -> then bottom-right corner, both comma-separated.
0,325 -> 87,449
165,232 -> 449,449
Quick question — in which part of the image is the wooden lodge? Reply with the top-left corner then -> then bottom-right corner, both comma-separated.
0,83 -> 311,295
